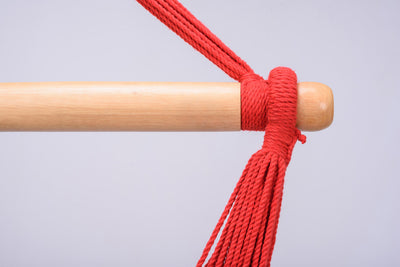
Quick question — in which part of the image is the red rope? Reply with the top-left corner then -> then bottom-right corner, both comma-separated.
137,0 -> 306,266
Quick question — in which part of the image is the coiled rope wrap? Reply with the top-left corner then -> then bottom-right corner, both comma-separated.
241,68 -> 305,158
137,0 -> 305,266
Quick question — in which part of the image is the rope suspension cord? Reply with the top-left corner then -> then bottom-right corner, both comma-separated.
137,0 -> 306,266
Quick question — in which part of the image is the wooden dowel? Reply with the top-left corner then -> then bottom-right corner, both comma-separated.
0,81 -> 333,132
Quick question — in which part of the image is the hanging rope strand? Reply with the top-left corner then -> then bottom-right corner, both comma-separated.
137,0 -> 253,81
137,1 -> 305,266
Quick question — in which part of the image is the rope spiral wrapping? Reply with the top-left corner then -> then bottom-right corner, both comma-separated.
137,0 -> 306,265
240,68 -> 306,160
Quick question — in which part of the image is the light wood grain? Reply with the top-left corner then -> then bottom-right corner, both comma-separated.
0,81 -> 333,131
297,82 -> 334,131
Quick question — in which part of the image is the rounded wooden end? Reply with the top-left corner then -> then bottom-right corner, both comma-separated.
296,82 -> 334,131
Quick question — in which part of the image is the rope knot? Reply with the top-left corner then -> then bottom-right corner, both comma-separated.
241,67 -> 304,162
263,67 -> 301,162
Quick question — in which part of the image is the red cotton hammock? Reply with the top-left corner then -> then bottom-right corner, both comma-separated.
137,0 -> 306,266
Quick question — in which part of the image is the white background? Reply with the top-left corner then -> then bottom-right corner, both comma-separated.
0,0 -> 399,266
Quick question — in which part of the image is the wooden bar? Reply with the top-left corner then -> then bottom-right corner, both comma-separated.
0,81 -> 333,131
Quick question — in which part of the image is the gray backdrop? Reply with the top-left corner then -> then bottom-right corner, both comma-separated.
0,0 -> 399,266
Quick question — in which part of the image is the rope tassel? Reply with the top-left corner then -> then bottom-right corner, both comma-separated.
198,152 -> 285,266
137,0 -> 306,265
197,68 -> 306,267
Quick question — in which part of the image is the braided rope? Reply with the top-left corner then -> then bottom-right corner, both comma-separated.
137,1 -> 306,266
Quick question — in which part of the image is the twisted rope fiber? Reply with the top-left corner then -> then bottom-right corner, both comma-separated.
137,0 -> 306,266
